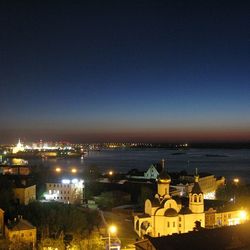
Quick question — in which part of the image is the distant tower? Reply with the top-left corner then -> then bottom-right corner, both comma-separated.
156,158 -> 171,201
189,168 -> 204,213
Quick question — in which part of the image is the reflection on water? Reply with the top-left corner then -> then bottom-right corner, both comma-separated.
21,148 -> 250,183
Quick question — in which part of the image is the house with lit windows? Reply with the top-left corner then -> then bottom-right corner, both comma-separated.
134,166 -> 248,238
5,217 -> 36,248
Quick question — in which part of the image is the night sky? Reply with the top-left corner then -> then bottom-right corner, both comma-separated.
0,1 -> 249,143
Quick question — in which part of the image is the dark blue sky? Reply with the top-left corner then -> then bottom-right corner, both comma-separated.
0,1 -> 249,143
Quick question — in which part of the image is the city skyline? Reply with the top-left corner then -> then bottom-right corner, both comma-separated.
1,1 -> 249,143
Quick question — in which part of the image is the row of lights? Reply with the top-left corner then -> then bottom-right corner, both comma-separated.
55,167 -> 77,173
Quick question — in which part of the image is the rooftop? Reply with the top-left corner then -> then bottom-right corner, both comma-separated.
7,218 -> 36,231
135,222 -> 250,250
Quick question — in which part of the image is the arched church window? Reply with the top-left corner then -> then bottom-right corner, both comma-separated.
199,194 -> 202,202
194,195 -> 197,202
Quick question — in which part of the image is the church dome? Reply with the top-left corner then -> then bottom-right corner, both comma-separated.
158,171 -> 171,184
164,208 -> 178,217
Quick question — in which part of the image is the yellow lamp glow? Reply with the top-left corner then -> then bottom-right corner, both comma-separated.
108,225 -> 117,234
71,168 -> 77,173
109,171 -> 113,176
233,178 -> 239,184
239,210 -> 247,220
55,167 -> 61,173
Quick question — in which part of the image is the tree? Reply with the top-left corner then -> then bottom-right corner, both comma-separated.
70,231 -> 104,250
21,202 -> 101,239
38,237 -> 64,250
9,241 -> 32,250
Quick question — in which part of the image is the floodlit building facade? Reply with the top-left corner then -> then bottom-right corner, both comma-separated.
172,173 -> 225,200
205,207 -> 248,228
44,178 -> 84,204
13,184 -> 36,205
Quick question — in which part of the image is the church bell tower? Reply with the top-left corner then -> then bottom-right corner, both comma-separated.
189,169 -> 204,213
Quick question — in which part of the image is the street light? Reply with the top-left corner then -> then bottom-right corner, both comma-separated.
233,178 -> 239,204
108,225 -> 117,250
233,178 -> 239,184
71,168 -> 77,173
109,171 -> 113,176
55,167 -> 61,173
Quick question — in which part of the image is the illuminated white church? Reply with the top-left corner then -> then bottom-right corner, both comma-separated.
12,139 -> 25,154
134,165 -> 205,237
